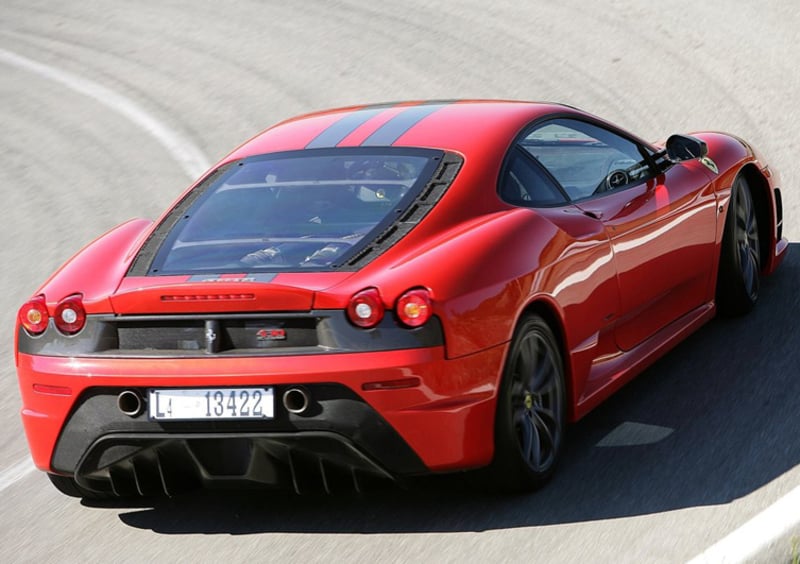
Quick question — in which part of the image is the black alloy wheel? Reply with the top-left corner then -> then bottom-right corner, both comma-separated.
717,174 -> 761,315
488,314 -> 565,491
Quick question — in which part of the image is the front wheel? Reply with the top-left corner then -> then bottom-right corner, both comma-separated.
717,174 -> 761,316
487,314 -> 566,492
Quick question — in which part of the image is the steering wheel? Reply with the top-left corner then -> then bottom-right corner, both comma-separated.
603,169 -> 629,192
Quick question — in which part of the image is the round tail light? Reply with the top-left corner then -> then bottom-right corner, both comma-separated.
347,288 -> 385,328
18,295 -> 49,335
54,295 -> 86,335
396,288 -> 432,327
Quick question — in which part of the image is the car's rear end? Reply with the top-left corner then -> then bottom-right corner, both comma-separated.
15,144 -> 508,497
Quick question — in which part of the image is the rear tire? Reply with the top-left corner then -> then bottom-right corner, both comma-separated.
486,314 -> 566,492
717,174 -> 761,316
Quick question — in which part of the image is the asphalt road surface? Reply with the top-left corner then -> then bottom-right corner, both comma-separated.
1,1 -> 799,562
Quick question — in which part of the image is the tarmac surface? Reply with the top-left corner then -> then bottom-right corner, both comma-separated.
1,1 -> 799,562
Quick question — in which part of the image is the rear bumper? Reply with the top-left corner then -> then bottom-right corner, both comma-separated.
17,345 -> 506,492
52,383 -> 427,496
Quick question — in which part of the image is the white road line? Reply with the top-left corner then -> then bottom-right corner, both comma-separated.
687,483 -> 800,563
0,48 -> 211,178
0,48 -> 213,493
0,457 -> 35,493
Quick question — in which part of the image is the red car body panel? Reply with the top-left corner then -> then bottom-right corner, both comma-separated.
17,345 -> 505,472
23,218 -> 154,315
15,101 -> 788,490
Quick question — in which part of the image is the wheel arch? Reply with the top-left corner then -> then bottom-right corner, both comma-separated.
516,298 -> 577,422
737,163 -> 772,274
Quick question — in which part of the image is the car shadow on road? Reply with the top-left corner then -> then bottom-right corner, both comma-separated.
113,244 -> 800,535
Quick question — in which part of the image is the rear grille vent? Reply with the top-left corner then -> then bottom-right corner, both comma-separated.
116,317 -> 317,353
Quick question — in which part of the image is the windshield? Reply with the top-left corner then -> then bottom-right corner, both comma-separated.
147,148 -> 443,274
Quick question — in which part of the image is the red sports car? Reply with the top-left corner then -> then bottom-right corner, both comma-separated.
15,101 -> 787,498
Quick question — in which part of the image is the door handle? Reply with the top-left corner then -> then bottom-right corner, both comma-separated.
563,206 -> 603,220
581,209 -> 603,220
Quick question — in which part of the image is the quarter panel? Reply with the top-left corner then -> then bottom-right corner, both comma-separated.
33,218 -> 153,312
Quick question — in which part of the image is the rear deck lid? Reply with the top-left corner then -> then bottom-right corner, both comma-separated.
126,147 -> 456,279
111,272 -> 350,314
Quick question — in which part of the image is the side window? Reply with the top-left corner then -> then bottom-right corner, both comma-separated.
520,118 -> 655,201
500,149 -> 567,207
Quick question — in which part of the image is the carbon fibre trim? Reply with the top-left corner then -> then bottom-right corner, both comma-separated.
74,434 -> 397,496
17,311 -> 444,357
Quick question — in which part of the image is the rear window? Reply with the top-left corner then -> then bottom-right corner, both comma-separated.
146,148 -> 443,274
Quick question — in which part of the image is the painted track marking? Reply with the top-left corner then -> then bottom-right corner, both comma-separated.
0,47 -> 212,493
0,458 -> 34,493
0,48 -> 211,178
687,482 -> 800,563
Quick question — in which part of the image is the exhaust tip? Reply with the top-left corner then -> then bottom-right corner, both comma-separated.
118,390 -> 144,417
282,387 -> 310,415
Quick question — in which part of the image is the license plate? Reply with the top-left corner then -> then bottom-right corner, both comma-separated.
148,387 -> 274,421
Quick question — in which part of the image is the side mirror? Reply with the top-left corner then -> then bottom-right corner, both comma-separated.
665,134 -> 708,162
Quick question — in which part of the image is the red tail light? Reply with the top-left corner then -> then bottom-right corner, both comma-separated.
347,288 -> 385,328
18,295 -> 49,335
54,294 -> 86,335
396,288 -> 432,327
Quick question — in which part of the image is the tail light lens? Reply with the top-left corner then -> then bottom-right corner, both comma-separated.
18,295 -> 49,335
54,294 -> 86,335
396,288 -> 432,327
347,288 -> 384,328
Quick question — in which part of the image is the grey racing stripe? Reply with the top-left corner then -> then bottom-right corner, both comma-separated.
305,107 -> 387,148
361,103 -> 449,146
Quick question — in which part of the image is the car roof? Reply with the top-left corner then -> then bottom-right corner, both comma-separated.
224,100 -> 582,161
